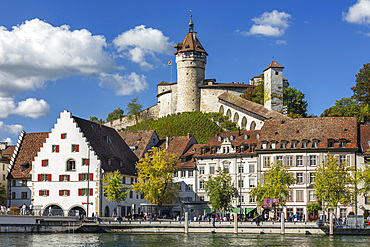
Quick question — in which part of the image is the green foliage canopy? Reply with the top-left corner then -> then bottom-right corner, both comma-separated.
307,202 -> 322,217
0,186 -> 6,203
126,97 -> 143,124
352,63 -> 370,105
357,164 -> 370,197
283,87 -> 308,117
251,161 -> 295,208
106,108 -> 124,122
204,168 -> 237,212
103,170 -> 130,206
133,147 -> 179,210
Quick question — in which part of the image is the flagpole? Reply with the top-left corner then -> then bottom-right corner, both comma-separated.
170,60 -> 172,83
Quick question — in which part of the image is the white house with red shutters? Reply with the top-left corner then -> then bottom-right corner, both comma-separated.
31,110 -> 144,217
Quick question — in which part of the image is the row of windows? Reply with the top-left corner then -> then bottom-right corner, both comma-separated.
174,170 -> 194,178
41,158 -> 89,168
263,155 -> 349,167
51,144 -> 80,153
287,190 -> 316,202
11,191 -> 28,199
199,164 -> 255,175
177,184 -> 194,191
261,140 -> 348,149
39,188 -> 93,197
37,173 -> 93,182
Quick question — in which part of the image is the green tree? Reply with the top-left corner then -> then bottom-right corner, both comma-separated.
352,63 -> 370,105
241,83 -> 264,105
0,186 -> 6,203
320,97 -> 362,118
307,202 -> 322,218
126,98 -> 143,124
357,164 -> 370,197
204,168 -> 237,213
89,116 -> 105,124
220,121 -> 238,132
106,108 -> 124,122
103,170 -> 130,210
133,147 -> 179,215
283,87 -> 308,117
313,154 -> 354,214
251,161 -> 295,208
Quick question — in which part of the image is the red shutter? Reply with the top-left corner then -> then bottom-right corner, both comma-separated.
59,175 -> 62,181
56,145 -> 59,153
86,158 -> 89,166
38,174 -> 41,181
89,188 -> 93,196
61,134 -> 64,139
48,174 -> 51,181
42,160 -> 45,167
46,190 -> 49,196
67,190 -> 70,196
75,145 -> 79,152
39,190 -> 42,196
78,173 -> 82,181
59,190 -> 62,196
78,189 -> 82,196
67,175 -> 70,181
89,173 -> 93,181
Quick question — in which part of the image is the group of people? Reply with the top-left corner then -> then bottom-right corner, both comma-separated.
0,203 -> 33,215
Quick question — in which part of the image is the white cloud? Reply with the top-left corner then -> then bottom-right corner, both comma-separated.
99,72 -> 148,96
276,40 -> 287,45
0,121 -> 23,135
0,18 -> 116,97
113,25 -> 173,69
343,0 -> 370,25
14,98 -> 50,118
243,10 -> 291,37
2,137 -> 13,145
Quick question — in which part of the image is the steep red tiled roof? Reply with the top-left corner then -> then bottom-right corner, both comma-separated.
259,117 -> 358,150
9,132 -> 49,179
174,32 -> 207,55
359,124 -> 370,154
159,136 -> 197,157
218,92 -> 285,120
263,61 -> 284,72
119,130 -> 157,158
178,144 -> 205,169
157,81 -> 170,86
1,145 -> 15,159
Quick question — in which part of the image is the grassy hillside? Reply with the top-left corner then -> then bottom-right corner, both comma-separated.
125,112 -> 222,144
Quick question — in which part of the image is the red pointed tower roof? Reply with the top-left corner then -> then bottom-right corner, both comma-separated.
263,61 -> 284,72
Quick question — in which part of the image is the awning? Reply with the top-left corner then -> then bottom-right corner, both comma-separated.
228,208 -> 243,213
245,208 -> 256,214
204,208 -> 213,213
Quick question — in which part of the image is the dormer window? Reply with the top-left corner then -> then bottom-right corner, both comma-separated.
230,136 -> 234,141
302,141 -> 308,148
312,140 -> 319,148
340,140 -> 347,148
262,142 -> 267,149
244,135 -> 249,140
218,136 -> 222,142
291,141 -> 298,149
281,141 -> 287,149
271,142 -> 276,149
256,134 -> 260,139
328,139 -> 335,148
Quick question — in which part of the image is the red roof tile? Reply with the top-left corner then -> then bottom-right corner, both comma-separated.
119,130 -> 158,158
263,61 -> 284,72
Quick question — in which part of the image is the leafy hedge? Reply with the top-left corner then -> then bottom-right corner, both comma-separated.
125,112 -> 222,144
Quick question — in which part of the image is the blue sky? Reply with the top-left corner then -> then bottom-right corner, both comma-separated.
1,0 -> 370,144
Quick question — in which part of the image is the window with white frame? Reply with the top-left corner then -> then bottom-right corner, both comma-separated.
60,190 -> 69,196
249,178 -> 255,188
199,181 -> 204,189
310,173 -> 315,183
238,165 -> 244,173
224,165 -> 229,172
271,142 -> 276,149
281,142 -> 287,149
286,156 -> 293,166
276,156 -> 283,164
302,141 -> 308,148
296,173 -> 303,183
186,184 -> 193,191
66,159 -> 76,171
340,208 -> 347,218
249,164 -> 255,173
199,166 -> 205,175
296,190 -> 304,202
240,195 -> 244,203
287,190 -> 293,201
296,156 -> 303,166
180,170 -> 186,177
291,141 -> 298,148
238,179 -> 244,188
188,170 -> 194,177
262,143 -> 267,149
313,140 -> 318,148
249,196 -> 255,203
40,174 -> 49,182
310,156 -> 317,166
339,155 -> 346,164
340,140 -> 347,148
209,166 -> 215,174
263,156 -> 271,167
309,190 -> 316,201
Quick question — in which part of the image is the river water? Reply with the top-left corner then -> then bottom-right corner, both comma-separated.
1,233 -> 369,247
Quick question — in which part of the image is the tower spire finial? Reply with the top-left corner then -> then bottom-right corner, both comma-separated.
189,10 -> 194,33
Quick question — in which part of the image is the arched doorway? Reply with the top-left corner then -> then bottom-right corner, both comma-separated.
226,109 -> 232,120
250,121 -> 256,130
233,112 -> 239,123
68,206 -> 86,217
241,117 -> 247,130
43,205 -> 64,216
219,105 -> 224,114
104,206 -> 110,217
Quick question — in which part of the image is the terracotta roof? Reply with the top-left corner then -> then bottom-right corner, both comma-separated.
1,145 -> 15,159
9,132 -> 49,179
359,124 -> 370,154
118,130 -> 158,158
258,117 -> 358,150
263,61 -> 284,72
174,32 -> 207,55
157,81 -> 170,86
159,135 -> 198,157
73,116 -> 138,176
178,144 -> 205,169
218,92 -> 285,121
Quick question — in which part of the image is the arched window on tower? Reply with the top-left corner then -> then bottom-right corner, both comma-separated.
250,121 -> 256,130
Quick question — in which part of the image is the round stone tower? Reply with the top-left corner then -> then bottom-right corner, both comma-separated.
174,16 -> 207,113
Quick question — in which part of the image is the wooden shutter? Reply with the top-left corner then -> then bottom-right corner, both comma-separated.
67,190 -> 70,196
48,174 -> 51,181
56,145 -> 59,153
89,173 -> 93,181
59,175 -> 62,181
42,160 -> 45,167
59,190 -> 62,196
86,158 -> 89,166
67,175 -> 70,181
89,188 -> 93,196
78,189 -> 82,196
75,145 -> 79,152
78,173 -> 82,181
46,190 -> 49,196
38,174 -> 41,181
61,134 -> 64,139
39,190 -> 42,196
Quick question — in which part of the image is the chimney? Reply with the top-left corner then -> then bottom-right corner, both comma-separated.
166,136 -> 170,149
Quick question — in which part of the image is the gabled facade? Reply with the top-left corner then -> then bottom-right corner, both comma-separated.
31,110 -> 144,217
118,130 -> 159,158
0,143 -> 15,205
